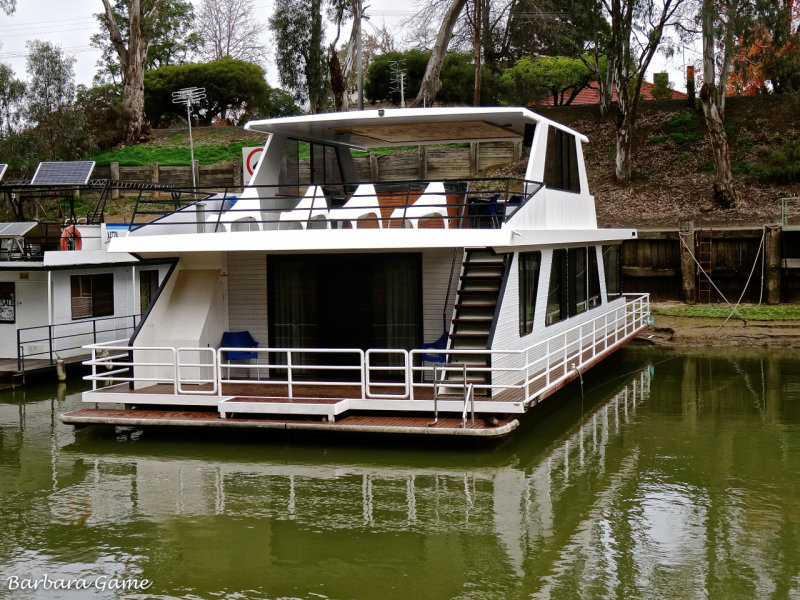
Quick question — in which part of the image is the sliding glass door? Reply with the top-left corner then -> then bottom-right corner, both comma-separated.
268,254 -> 421,360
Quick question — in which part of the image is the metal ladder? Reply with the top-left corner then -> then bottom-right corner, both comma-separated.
697,229 -> 713,303
428,363 -> 474,428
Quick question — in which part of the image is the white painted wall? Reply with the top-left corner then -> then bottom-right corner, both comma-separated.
511,124 -> 597,230
422,248 -> 462,344
0,271 -> 47,359
133,256 -> 228,387
227,253 -> 269,346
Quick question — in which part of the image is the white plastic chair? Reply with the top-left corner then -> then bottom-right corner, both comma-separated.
389,181 -> 449,229
279,185 -> 330,229
206,193 -> 264,232
332,183 -> 382,228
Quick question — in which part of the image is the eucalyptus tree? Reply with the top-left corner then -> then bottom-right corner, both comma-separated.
24,41 -> 93,160
99,0 -> 174,144
269,0 -> 328,113
689,0 -> 752,207
605,0 -> 687,183
411,0 -> 468,106
0,63 -> 25,136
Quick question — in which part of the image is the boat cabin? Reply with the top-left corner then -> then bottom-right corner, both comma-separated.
67,107 -> 650,438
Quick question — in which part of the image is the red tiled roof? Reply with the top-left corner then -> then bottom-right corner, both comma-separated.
537,81 -> 688,106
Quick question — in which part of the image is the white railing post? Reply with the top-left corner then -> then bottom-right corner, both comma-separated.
91,347 -> 98,390
171,348 -> 178,394
287,350 -> 293,398
360,351 -> 366,400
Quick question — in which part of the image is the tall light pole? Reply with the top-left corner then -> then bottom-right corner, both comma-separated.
172,86 -> 206,188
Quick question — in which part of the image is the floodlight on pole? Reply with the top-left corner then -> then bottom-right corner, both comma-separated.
172,86 -> 206,187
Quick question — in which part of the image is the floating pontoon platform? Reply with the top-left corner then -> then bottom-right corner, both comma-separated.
60,408 -> 518,438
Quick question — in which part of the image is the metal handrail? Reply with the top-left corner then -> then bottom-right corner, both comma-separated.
461,383 -> 475,428
81,294 -> 651,408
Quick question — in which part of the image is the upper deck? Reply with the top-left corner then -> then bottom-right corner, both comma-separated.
108,107 -> 635,256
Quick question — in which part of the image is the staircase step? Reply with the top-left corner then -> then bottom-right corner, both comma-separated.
457,287 -> 500,294
460,273 -> 503,279
452,317 -> 493,323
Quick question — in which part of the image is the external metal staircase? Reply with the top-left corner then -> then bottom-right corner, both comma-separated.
442,248 -> 507,395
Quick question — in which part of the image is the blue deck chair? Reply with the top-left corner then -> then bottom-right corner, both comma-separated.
421,332 -> 448,364
220,330 -> 259,360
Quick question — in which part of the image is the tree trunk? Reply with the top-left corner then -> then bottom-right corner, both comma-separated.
329,45 -> 345,112
700,82 -> 736,208
121,47 -> 147,144
473,0 -> 482,106
699,0 -> 736,208
101,0 -> 166,145
615,113 -> 632,183
412,0 -> 467,107
598,57 -> 614,118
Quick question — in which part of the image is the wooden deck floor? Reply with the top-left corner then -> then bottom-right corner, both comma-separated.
60,408 -> 519,438
99,380 -> 480,402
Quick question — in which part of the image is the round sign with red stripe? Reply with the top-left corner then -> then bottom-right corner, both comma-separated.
246,147 -> 263,175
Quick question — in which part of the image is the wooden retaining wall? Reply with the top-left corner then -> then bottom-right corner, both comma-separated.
624,226 -> 800,304
89,141 -> 521,194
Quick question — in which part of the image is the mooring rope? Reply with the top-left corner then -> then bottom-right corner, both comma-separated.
676,228 -> 766,331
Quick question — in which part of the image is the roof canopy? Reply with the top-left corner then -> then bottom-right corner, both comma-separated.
244,107 -> 587,149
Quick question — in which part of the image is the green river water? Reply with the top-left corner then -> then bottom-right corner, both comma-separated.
1,347 -> 799,600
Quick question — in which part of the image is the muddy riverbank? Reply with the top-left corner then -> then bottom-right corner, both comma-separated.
640,303 -> 800,348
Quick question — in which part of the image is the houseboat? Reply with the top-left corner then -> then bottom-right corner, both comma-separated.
62,107 -> 650,438
0,220 -> 171,378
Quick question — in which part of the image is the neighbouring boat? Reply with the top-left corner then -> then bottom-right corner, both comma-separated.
0,220 -> 171,380
63,107 -> 650,438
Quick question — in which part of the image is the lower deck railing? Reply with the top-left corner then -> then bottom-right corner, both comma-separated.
83,294 -> 650,411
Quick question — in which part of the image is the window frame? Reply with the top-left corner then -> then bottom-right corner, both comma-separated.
543,127 -> 581,194
545,247 -> 603,327
518,251 -> 542,336
70,273 -> 114,320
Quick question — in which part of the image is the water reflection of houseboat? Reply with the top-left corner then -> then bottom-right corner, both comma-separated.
62,107 -> 650,437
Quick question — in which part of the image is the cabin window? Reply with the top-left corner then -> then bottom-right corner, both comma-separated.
546,249 -> 567,326
0,282 -> 15,323
569,247 -> 587,315
519,252 -> 541,336
71,274 -> 114,320
139,270 -> 159,314
544,128 -> 580,193
603,244 -> 622,300
588,247 -> 602,308
546,247 -> 602,326
280,138 -> 345,198
279,138 -> 301,196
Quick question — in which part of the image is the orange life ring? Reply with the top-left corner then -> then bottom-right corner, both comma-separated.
60,225 -> 82,251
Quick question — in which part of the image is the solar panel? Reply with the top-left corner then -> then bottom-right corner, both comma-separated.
0,222 -> 38,238
31,161 -> 95,185
0,164 -> 7,181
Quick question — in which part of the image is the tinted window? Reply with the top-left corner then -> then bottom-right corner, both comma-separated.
519,252 -> 541,336
544,127 -> 580,193
603,245 -> 622,300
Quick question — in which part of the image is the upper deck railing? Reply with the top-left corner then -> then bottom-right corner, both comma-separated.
125,178 -> 544,233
